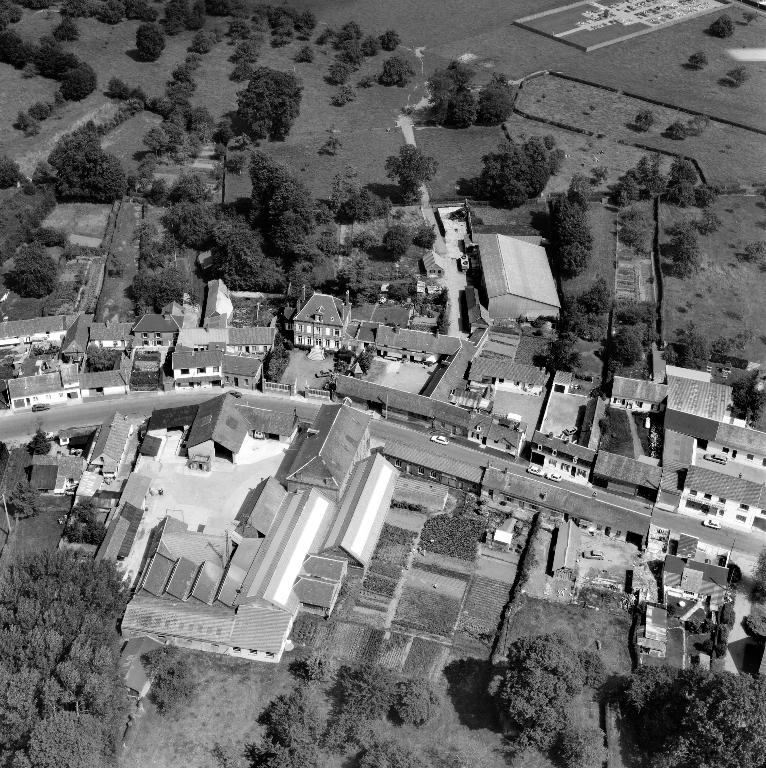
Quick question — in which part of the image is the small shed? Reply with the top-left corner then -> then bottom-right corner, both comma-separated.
120,635 -> 164,699
492,518 -> 514,549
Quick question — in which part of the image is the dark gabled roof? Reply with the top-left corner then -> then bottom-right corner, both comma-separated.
663,409 -> 720,442
172,349 -> 223,370
222,354 -> 262,377
469,357 -> 547,386
79,370 -> 127,389
89,321 -> 132,342
286,404 -> 371,491
533,430 -> 597,464
30,463 -> 58,491
660,430 -> 695,494
61,314 -> 93,354
187,395 -> 249,454
120,635 -> 163,695
294,293 -> 346,325
235,477 -> 287,538
612,376 -> 667,403
140,435 -> 163,457
334,375 -> 472,429
293,577 -> 340,609
676,534 -> 698,559
714,422 -> 766,456
243,408 -> 296,437
594,451 -> 662,490
148,404 -> 200,431
552,520 -> 578,572
370,304 -> 412,328
132,314 -> 180,334
96,503 -> 143,561
376,326 -> 461,356
0,314 -> 71,340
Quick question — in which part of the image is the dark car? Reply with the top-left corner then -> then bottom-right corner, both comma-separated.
31,403 -> 50,412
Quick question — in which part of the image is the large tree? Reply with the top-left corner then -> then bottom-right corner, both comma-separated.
131,264 -> 187,311
427,60 -> 475,124
48,123 -> 126,202
161,201 -> 216,249
624,666 -> 766,768
476,73 -> 515,125
494,634 -> 584,750
550,195 -> 592,277
385,145 -> 437,203
135,22 -> 165,61
210,218 -> 284,291
731,370 -> 766,424
5,242 -> 56,297
236,67 -> 302,141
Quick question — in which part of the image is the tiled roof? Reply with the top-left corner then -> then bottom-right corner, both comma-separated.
667,376 -> 731,422
293,577 -> 340,609
612,376 -> 668,403
370,304 -> 412,328
334,375 -> 472,429
552,520 -> 578,572
322,454 -> 398,566
420,342 -> 475,401
177,327 -> 228,347
79,370 -> 126,389
685,465 -> 766,507
148,404 -> 199,431
533,430 -> 597,463
120,635 -> 163,695
222,354 -> 262,377
286,404 -> 371,491
376,326 -> 461,356
476,233 -> 560,309
242,407 -> 296,437
61,314 -> 93,354
465,286 -> 489,326
301,555 -> 347,581
8,371 -> 67,398
714,423 -> 766,456
660,429 -> 695,494
132,314 -> 180,334
468,356 -> 547,386
140,434 -> 162,457
235,477 -> 287,538
119,473 -> 152,509
88,321 -> 132,342
122,594 -> 292,654
96,503 -> 143,561
90,413 -> 132,474
553,371 -> 573,386
0,315 -> 71,340
294,293 -> 346,324
172,349 -> 223,370
227,326 -> 276,346
30,463 -> 57,490
422,251 -> 441,270
187,394 -> 249,454
594,451 -> 662,490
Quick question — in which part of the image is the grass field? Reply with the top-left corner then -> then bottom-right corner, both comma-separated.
414,125 -> 505,200
42,203 -> 112,242
516,76 -> 766,186
506,594 -> 632,673
100,111 -> 163,173
660,195 -> 766,366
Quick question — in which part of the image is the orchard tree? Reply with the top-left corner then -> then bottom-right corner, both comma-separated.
48,123 -> 126,201
60,63 -> 97,101
136,22 -> 165,61
385,145 -> 437,202
236,67 -> 302,140
5,242 -> 56,297
687,50 -> 708,69
633,109 -> 655,132
0,155 -> 21,188
7,481 -> 41,519
477,73 -> 515,124
378,55 -> 414,87
708,13 -> 733,37
379,29 -> 399,51
383,224 -> 411,257
393,678 -> 441,726
727,65 -> 749,87
670,221 -> 700,276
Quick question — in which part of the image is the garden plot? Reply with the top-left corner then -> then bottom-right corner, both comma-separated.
42,203 -> 112,248
402,636 -> 449,678
420,515 -> 484,561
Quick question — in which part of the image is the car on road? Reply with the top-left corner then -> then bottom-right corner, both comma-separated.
703,453 -> 727,465
702,518 -> 722,529
459,256 -> 470,271
31,404 -> 50,412
527,465 -> 544,477
545,471 -> 562,482
430,435 -> 449,445
582,550 -> 605,560
229,391 -> 242,398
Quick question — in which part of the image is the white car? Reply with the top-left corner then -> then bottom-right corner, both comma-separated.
702,518 -> 722,530
430,435 -> 449,445
545,471 -> 563,482
527,465 -> 544,477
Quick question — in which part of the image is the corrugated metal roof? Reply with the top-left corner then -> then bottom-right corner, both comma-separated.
235,477 -> 287,537
30,463 -> 57,490
552,520 -> 578,572
476,233 -> 560,309
301,555 -> 347,581
228,326 -> 275,346
165,556 -> 199,600
667,376 -> 732,422
293,577 -> 339,609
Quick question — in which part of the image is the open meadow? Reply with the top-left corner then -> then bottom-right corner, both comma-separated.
516,75 -> 766,187
660,195 -> 766,366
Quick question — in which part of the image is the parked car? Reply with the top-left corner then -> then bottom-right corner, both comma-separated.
703,453 -> 727,465
527,465 -> 544,477
582,550 -> 605,560
545,471 -> 563,482
430,435 -> 449,445
229,391 -> 242,398
459,256 -> 470,271
702,518 -> 722,529
31,403 -> 50,412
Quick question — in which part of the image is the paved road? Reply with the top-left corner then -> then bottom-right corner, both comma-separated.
0,390 -> 321,444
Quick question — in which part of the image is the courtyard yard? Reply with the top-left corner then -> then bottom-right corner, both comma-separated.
42,203 -> 112,247
366,357 -> 434,393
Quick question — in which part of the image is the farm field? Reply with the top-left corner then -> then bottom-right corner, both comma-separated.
42,202 -> 112,245
516,76 -> 766,187
659,195 -> 766,366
